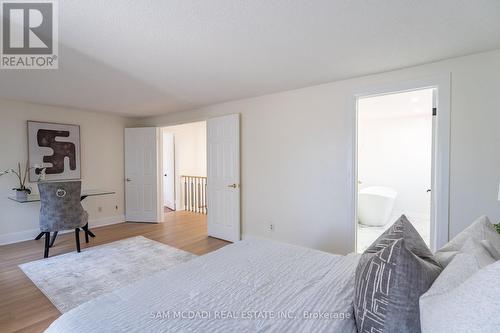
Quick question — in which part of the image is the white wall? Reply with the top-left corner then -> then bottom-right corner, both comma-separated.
134,49 -> 500,254
162,121 -> 206,210
358,89 -> 433,219
0,100 -> 129,245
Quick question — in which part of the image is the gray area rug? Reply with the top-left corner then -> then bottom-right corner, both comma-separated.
19,236 -> 197,313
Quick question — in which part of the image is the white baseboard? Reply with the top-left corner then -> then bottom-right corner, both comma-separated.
0,228 -> 43,246
89,215 -> 126,228
0,215 -> 125,246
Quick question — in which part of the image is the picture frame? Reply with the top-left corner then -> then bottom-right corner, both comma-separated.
27,121 -> 81,182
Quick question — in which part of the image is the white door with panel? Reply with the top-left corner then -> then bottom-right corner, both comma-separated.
162,131 -> 175,210
207,114 -> 240,242
125,127 -> 159,223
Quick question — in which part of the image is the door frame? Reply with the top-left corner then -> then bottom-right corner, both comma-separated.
350,74 -> 451,252
160,129 -> 176,212
158,122 -> 206,221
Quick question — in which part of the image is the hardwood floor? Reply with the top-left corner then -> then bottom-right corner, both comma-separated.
0,211 -> 230,333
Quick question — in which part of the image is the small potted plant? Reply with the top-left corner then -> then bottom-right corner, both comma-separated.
0,162 -> 46,200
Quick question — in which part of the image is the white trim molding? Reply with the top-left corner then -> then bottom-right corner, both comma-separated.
350,74 -> 451,252
0,215 -> 126,246
89,215 -> 126,228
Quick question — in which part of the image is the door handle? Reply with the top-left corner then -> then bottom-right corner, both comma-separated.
126,178 -> 132,182
227,183 -> 240,189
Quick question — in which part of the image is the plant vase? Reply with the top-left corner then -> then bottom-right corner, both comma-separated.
15,189 -> 29,201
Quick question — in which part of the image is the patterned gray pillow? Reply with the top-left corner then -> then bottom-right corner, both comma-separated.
354,215 -> 442,333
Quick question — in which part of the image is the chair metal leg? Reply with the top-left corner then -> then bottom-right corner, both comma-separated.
49,231 -> 58,247
82,223 -> 96,238
75,228 -> 81,253
35,232 -> 44,240
44,232 -> 50,258
82,224 -> 89,243
87,227 -> 96,238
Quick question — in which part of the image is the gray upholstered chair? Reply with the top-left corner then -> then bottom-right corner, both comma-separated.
38,181 -> 89,258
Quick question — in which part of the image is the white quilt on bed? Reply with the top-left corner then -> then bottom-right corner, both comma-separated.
45,239 -> 360,333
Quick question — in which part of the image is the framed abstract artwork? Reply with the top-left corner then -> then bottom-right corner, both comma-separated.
27,121 -> 81,182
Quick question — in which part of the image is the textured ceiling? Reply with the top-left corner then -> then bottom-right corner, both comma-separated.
1,0 -> 500,117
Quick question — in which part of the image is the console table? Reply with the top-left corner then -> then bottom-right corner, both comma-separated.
9,189 -> 116,242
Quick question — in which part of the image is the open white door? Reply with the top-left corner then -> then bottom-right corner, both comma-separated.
207,114 -> 240,242
125,127 -> 159,223
162,131 -> 175,210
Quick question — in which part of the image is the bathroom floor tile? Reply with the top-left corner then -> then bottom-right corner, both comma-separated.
357,213 -> 430,253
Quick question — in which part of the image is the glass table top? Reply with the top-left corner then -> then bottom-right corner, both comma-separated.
8,189 -> 116,203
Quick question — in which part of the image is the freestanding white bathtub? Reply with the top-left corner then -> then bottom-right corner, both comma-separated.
358,186 -> 397,227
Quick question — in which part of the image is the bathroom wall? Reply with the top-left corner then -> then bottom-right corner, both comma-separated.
357,89 -> 433,221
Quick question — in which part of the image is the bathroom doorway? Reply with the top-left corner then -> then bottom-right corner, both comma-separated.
354,85 -> 448,253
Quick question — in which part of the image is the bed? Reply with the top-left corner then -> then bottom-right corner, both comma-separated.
45,239 -> 360,333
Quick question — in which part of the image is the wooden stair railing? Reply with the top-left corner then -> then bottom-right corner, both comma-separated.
181,175 -> 207,214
